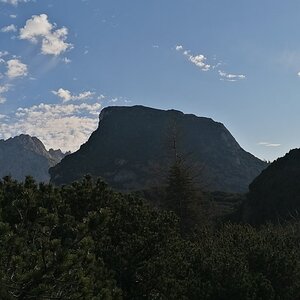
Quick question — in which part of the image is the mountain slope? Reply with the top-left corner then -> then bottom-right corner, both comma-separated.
242,149 -> 300,224
0,134 -> 67,182
50,105 -> 267,192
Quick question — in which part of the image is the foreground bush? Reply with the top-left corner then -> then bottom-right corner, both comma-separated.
0,176 -> 299,299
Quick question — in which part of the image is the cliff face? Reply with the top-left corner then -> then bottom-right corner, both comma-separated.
0,134 -> 67,182
50,105 -> 267,192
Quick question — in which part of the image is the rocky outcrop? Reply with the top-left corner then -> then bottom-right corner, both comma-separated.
50,105 -> 267,192
0,134 -> 68,182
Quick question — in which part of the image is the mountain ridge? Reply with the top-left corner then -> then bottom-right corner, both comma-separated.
0,134 -> 68,182
241,148 -> 300,224
50,105 -> 267,192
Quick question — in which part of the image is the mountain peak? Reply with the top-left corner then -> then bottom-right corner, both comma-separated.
50,105 -> 267,192
0,134 -> 68,182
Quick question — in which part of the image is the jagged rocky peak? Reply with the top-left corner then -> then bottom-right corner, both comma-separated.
50,105 -> 267,193
4,134 -> 49,156
0,134 -> 68,182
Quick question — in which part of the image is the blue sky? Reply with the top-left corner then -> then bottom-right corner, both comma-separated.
0,0 -> 300,161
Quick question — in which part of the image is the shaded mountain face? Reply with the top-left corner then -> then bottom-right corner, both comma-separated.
242,149 -> 300,224
50,106 -> 267,193
0,134 -> 68,182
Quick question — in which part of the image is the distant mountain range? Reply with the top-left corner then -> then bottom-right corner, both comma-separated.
50,105 -> 267,193
0,134 -> 68,182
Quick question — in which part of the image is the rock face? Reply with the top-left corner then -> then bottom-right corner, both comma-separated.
0,134 -> 67,182
242,149 -> 300,224
50,105 -> 267,192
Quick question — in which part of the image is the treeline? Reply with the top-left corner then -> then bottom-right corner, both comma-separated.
0,175 -> 300,299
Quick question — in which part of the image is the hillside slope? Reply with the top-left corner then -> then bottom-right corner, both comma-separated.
242,149 -> 300,224
50,106 -> 267,192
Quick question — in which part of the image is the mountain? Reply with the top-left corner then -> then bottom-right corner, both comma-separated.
0,134 -> 68,182
50,105 -> 267,192
242,149 -> 300,224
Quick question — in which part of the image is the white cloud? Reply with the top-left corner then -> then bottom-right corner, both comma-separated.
52,88 -> 95,102
10,14 -> 17,18
175,45 -> 246,79
176,45 -> 210,71
218,70 -> 246,81
188,54 -> 210,71
0,85 -> 9,94
62,57 -> 71,64
20,14 -> 72,56
6,59 -> 28,78
0,84 -> 10,104
258,142 -> 281,147
1,24 -> 17,33
0,51 -> 9,58
0,0 -> 31,5
0,102 -> 102,151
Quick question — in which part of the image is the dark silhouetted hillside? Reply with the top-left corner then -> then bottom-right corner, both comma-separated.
50,106 -> 267,192
242,149 -> 300,224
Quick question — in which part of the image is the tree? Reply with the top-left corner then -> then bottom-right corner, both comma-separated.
164,120 -> 211,232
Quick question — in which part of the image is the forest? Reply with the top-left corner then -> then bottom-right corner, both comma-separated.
1,160 -> 300,300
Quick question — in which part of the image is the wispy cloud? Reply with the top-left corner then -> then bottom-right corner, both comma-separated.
218,70 -> 246,82
0,51 -> 9,58
0,0 -> 32,5
62,57 -> 71,64
19,14 -> 72,56
52,88 -> 95,102
1,24 -> 17,33
258,142 -> 281,147
175,44 -> 246,81
176,45 -> 210,71
0,84 -> 10,104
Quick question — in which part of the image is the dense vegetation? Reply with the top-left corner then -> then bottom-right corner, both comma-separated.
0,175 -> 300,299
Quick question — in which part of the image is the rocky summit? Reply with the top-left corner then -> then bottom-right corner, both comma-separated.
0,134 -> 68,182
50,105 -> 267,192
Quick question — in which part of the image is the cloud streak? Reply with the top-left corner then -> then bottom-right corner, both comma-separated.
0,0 -> 31,5
258,142 -> 281,147
218,70 -> 246,82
